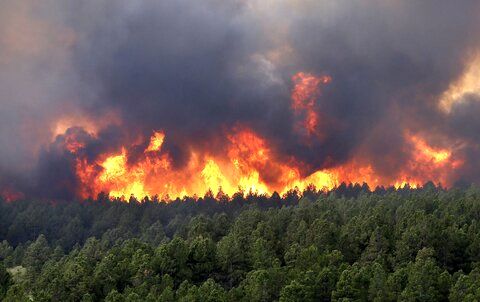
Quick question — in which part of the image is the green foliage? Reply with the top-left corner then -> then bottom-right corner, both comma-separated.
449,267 -> 480,301
22,234 -> 51,274
0,262 -> 12,299
399,248 -> 450,301
241,268 -> 285,302
1,186 -> 480,300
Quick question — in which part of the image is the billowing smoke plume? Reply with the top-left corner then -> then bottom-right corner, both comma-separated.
1,0 -> 480,200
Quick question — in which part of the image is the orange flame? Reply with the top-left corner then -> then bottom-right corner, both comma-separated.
291,72 -> 331,136
146,131 -> 165,152
68,127 -> 462,201
46,72 -> 464,201
409,134 -> 451,164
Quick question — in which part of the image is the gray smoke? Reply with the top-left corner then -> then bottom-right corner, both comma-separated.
1,0 -> 480,198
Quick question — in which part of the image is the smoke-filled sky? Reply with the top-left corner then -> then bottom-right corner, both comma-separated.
1,0 -> 480,199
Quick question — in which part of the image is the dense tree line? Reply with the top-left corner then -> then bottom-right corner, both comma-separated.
2,184 -> 480,301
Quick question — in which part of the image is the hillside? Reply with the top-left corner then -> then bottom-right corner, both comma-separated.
1,186 -> 480,301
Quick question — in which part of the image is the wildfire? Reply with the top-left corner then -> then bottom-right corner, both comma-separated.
146,131 -> 165,152
63,73 -> 463,201
409,134 -> 451,164
291,72 -> 331,136
64,133 -> 86,154
0,186 -> 24,202
394,133 -> 460,188
71,126 -> 329,200
2,72 -> 466,202
66,127 -> 461,201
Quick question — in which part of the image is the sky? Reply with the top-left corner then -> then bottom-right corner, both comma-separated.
1,0 -> 480,199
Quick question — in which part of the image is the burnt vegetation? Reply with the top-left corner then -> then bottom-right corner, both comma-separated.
1,184 -> 480,301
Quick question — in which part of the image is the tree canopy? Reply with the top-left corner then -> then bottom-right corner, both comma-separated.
1,184 -> 480,300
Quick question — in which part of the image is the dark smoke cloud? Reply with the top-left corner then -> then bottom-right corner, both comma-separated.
286,0 -> 480,175
1,0 -> 480,198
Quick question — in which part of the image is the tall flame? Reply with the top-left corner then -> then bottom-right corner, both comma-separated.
291,72 -> 331,136
146,131 -> 165,152
31,72 -> 465,202
67,127 -> 460,201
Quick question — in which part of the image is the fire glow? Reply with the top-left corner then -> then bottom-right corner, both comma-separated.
70,128 -> 456,201
1,1 -> 479,204
291,72 -> 331,136
35,72 -> 459,201
0,72 -> 464,202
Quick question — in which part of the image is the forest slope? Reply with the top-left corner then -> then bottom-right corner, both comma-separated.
1,185 -> 480,301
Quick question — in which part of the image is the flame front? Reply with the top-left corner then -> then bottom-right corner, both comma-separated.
43,72 -> 465,201
68,127 -> 460,201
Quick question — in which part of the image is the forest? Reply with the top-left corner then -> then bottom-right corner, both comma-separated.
1,183 -> 480,301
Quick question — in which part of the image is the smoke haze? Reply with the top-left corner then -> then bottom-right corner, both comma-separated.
1,0 -> 480,199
